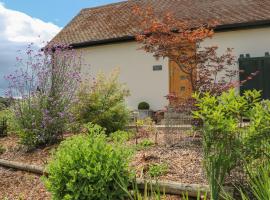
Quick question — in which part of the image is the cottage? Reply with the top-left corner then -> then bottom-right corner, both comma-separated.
50,0 -> 270,110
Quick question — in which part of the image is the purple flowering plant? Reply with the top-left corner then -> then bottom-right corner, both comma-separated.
5,42 -> 82,148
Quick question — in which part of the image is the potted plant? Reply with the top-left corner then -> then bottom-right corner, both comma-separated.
137,102 -> 153,119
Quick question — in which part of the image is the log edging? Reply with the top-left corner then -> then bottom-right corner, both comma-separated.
0,158 -> 232,197
0,158 -> 44,175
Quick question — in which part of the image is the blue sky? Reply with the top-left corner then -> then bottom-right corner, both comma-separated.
0,0 -> 123,96
1,0 -> 123,27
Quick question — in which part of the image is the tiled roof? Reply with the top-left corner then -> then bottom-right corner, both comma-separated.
51,0 -> 270,46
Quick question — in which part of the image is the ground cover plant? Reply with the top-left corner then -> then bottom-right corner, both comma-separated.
136,139 -> 155,151
5,43 -> 81,148
148,163 -> 168,178
73,69 -> 130,134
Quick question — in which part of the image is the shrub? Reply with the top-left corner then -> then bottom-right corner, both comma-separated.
193,89 -> 270,200
243,100 -> 270,166
0,97 -> 12,111
136,117 -> 158,143
0,109 -> 19,134
148,163 -> 168,178
44,123 -> 131,200
5,44 -> 81,148
0,144 -> 5,154
0,117 -> 7,137
138,102 -> 150,110
109,130 -> 132,143
74,70 -> 130,134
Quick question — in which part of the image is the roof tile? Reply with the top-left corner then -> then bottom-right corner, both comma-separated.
51,0 -> 270,45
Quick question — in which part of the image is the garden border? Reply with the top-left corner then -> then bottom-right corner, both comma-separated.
0,158 -> 233,197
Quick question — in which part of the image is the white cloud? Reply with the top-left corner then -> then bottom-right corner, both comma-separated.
0,3 -> 61,45
0,3 -> 61,95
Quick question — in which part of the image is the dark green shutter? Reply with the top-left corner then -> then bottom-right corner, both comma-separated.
239,55 -> 270,99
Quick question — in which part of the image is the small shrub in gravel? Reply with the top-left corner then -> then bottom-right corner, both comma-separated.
43,123 -> 131,200
0,117 -> 7,137
109,130 -> 132,143
136,139 -> 155,151
148,163 -> 168,178
0,144 -> 5,154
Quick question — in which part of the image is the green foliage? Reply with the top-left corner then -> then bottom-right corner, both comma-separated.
74,70 -> 130,134
109,130 -> 132,143
136,139 -> 155,150
136,118 -> 159,144
222,160 -> 270,200
182,192 -> 208,200
138,102 -> 150,110
148,163 -> 168,178
43,123 -> 131,200
0,117 -> 7,137
0,97 -> 12,110
193,89 -> 269,200
242,100 -> 270,165
0,144 -> 6,154
118,177 -> 166,200
14,97 -> 68,149
246,161 -> 270,200
0,109 -> 19,134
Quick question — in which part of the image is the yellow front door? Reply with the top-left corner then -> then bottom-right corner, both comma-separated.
169,60 -> 193,102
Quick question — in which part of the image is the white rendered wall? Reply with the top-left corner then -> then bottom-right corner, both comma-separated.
80,41 -> 169,110
79,27 -> 270,110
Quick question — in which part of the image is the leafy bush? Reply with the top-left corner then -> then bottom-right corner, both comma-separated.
6,44 -> 81,148
74,70 -> 130,134
242,100 -> 270,165
0,117 -> 7,137
0,97 -> 12,111
148,163 -> 168,178
109,130 -> 132,143
0,109 -> 19,134
138,102 -> 150,110
136,118 -> 158,143
193,89 -> 270,200
44,123 -> 131,200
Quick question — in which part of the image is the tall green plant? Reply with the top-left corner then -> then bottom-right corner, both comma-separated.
246,161 -> 270,200
193,89 -> 263,200
74,69 -> 130,134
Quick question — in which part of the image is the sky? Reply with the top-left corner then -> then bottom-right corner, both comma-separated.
0,0 -> 123,96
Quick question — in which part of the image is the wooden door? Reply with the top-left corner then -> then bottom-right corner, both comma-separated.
169,60 -> 193,102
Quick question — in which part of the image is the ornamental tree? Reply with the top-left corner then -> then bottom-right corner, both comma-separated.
133,7 -> 257,98
5,43 -> 81,148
